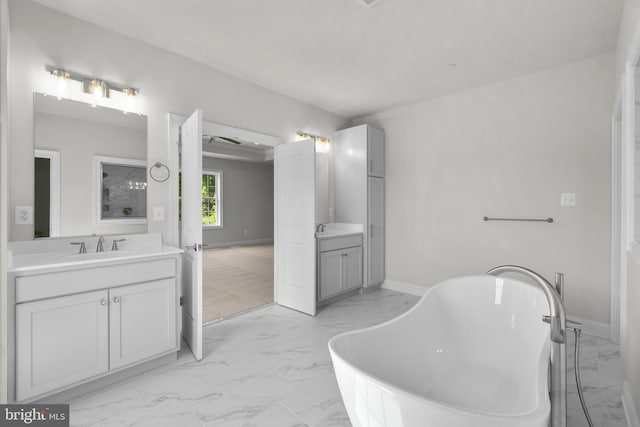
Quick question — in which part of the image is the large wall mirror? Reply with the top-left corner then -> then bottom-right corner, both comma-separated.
33,92 -> 148,238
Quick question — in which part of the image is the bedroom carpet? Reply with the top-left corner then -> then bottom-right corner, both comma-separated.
203,243 -> 274,324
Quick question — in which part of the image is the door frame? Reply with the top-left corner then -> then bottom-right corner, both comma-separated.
167,113 -> 283,310
34,149 -> 60,237
611,88 -> 623,346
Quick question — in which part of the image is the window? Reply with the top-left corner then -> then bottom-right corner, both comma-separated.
178,170 -> 223,227
202,170 -> 223,227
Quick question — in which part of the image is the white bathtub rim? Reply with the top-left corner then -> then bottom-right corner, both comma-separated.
328,274 -> 551,421
329,344 -> 550,423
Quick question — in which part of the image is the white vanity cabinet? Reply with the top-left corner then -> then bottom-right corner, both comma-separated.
16,290 -> 110,402
109,279 -> 176,370
10,252 -> 180,402
335,124 -> 385,287
317,234 -> 363,302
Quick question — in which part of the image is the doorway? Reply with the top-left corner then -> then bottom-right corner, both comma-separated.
33,149 -> 59,238
199,149 -> 275,324
169,114 -> 281,330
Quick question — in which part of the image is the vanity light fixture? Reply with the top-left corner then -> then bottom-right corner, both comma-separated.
44,65 -> 141,114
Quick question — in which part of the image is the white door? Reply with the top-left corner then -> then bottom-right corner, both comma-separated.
109,279 -> 177,369
367,126 -> 385,177
16,290 -> 109,401
180,109 -> 203,360
275,139 -> 316,315
368,176 -> 385,286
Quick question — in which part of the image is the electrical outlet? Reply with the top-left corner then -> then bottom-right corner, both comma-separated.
15,206 -> 34,224
560,193 -> 576,207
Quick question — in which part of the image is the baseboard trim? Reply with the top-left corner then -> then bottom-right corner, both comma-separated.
204,238 -> 273,249
381,280 -> 428,297
624,381 -> 640,427
567,316 -> 610,339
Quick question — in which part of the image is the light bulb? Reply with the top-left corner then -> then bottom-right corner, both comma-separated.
49,69 -> 69,100
122,88 -> 139,115
90,80 -> 108,107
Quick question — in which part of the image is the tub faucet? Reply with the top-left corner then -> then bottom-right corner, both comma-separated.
96,235 -> 105,252
487,265 -> 565,343
487,265 -> 567,427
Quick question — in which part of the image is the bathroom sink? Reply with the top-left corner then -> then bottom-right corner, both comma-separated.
315,223 -> 364,239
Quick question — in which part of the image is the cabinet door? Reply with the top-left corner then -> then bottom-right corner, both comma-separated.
16,290 -> 109,401
343,246 -> 363,291
367,127 -> 385,177
110,279 -> 177,370
319,250 -> 343,301
368,177 -> 385,286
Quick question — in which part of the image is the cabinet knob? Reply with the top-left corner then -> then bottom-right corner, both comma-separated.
113,297 -> 120,303
100,299 -> 107,306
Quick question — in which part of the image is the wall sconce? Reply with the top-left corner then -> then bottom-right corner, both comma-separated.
44,65 -> 141,114
297,131 -> 331,153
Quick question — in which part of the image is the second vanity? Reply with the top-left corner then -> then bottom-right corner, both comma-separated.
7,233 -> 182,403
316,223 -> 363,304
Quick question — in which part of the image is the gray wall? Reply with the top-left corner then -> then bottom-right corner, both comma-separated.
7,0 -> 349,241
202,158 -> 273,246
355,54 -> 615,325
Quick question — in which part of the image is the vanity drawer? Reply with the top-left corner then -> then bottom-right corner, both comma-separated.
15,257 -> 177,303
318,234 -> 363,253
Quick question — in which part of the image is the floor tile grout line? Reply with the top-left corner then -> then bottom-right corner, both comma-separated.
278,401 -> 313,426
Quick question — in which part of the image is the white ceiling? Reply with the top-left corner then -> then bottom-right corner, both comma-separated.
32,0 -> 624,119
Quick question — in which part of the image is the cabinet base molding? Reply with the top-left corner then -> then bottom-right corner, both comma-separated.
18,351 -> 178,404
317,288 -> 361,308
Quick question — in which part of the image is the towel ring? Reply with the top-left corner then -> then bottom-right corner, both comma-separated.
149,162 -> 170,182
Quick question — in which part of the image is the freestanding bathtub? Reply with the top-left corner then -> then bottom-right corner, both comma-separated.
328,275 -> 551,427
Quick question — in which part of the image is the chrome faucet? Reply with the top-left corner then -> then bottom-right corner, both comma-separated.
487,265 -> 566,427
111,238 -> 126,251
315,223 -> 326,233
70,241 -> 87,254
96,235 -> 105,252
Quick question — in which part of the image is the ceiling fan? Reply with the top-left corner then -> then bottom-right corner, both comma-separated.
203,134 -> 242,145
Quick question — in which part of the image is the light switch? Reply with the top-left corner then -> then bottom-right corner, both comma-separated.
153,206 -> 165,221
561,193 -> 576,207
15,206 -> 33,224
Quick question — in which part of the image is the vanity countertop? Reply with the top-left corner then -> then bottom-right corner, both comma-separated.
315,231 -> 363,239
315,223 -> 363,240
8,233 -> 182,273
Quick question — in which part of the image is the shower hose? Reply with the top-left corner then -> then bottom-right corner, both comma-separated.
573,326 -> 595,427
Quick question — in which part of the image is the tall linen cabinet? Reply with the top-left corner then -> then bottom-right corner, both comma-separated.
334,124 -> 385,287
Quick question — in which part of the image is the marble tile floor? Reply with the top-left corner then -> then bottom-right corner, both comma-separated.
68,289 -> 627,427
